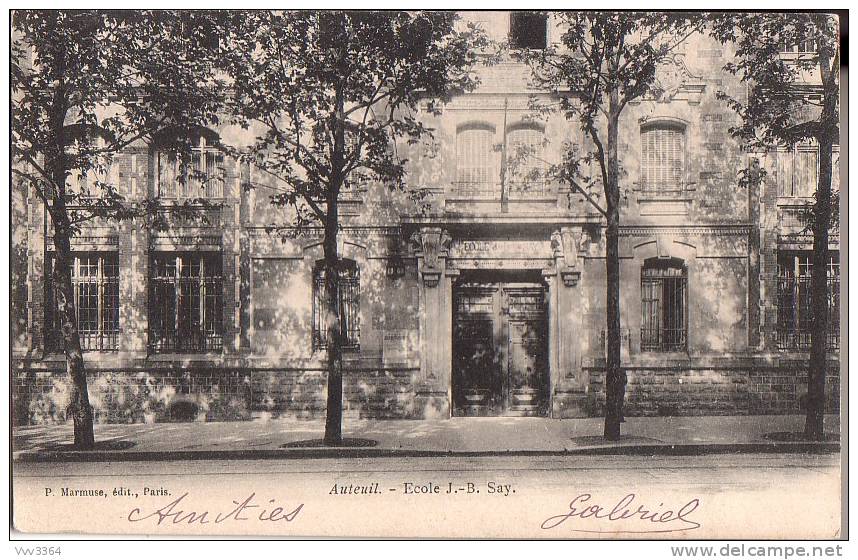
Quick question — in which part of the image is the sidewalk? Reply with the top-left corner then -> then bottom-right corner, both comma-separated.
12,414 -> 841,462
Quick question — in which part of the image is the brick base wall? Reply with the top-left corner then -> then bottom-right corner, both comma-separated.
13,367 -> 422,425
585,363 -> 840,417
250,368 -> 420,419
13,369 -> 252,425
13,363 -> 840,425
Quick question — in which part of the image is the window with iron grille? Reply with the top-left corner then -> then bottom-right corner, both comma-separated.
312,259 -> 360,351
640,123 -> 685,195
157,134 -> 225,199
641,258 -> 688,351
46,253 -> 120,351
509,12 -> 548,50
507,124 -> 548,197
455,123 -> 499,198
776,251 -> 840,350
149,252 -> 223,353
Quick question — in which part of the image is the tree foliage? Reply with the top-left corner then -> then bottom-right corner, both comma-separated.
219,10 -> 486,444
524,12 -> 701,439
11,10 -> 230,447
709,12 -> 841,440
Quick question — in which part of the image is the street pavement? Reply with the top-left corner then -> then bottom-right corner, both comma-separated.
12,414 -> 841,461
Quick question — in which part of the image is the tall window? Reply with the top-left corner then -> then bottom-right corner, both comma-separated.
641,123 -> 685,194
777,144 -> 822,198
641,258 -> 688,351
506,124 -> 547,196
157,134 -> 225,199
46,253 -> 119,351
150,253 -> 223,352
312,259 -> 360,351
455,124 -> 498,197
509,12 -> 547,50
777,251 -> 840,350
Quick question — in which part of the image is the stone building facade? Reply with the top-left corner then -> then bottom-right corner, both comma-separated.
11,12 -> 841,425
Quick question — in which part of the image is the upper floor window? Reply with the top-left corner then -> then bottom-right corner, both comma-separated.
641,257 -> 688,352
776,251 -> 839,351
455,123 -> 499,198
157,134 -> 225,200
506,124 -> 547,196
780,40 -> 817,54
66,135 -> 120,199
777,144 -> 839,199
149,252 -> 223,353
509,12 -> 547,50
640,123 -> 685,195
46,252 -> 119,351
312,259 -> 360,351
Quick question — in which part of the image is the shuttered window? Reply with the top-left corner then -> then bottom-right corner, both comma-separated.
157,135 -> 225,200
779,146 -> 818,197
455,124 -> 498,197
67,136 -> 121,199
507,125 -> 547,196
641,125 -> 685,194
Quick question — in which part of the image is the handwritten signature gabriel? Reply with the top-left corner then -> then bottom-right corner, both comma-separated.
127,492 -> 304,526
541,493 -> 701,534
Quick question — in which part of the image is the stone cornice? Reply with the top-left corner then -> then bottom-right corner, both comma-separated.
619,224 -> 751,237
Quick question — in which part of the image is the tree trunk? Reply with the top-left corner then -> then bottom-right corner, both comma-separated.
45,44 -> 95,448
52,206 -> 95,449
804,136 -> 833,440
323,83 -> 346,446
322,208 -> 344,446
603,101 -> 624,441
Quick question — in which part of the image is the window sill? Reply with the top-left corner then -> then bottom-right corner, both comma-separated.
637,198 -> 691,216
777,197 -> 815,205
146,352 -> 225,362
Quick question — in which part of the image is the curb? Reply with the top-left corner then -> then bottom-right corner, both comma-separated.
12,441 -> 840,463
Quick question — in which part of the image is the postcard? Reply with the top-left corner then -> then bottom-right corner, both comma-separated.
10,8 -> 844,539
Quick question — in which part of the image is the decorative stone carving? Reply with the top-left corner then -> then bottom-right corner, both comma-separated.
409,227 -> 452,287
551,228 -> 583,287
649,53 -> 706,104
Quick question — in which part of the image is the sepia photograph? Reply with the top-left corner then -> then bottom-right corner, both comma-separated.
8,7 -> 845,542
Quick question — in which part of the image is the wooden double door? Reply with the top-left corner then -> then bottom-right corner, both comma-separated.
452,282 -> 549,416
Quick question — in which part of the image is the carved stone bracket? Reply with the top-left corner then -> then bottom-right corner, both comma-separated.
551,227 -> 584,287
409,227 -> 452,287
559,268 -> 581,287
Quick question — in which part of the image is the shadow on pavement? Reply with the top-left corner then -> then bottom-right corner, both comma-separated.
282,438 -> 379,448
764,432 -> 840,443
36,440 -> 138,452
569,435 -> 664,446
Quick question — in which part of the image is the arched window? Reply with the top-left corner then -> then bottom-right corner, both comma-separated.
66,134 -> 120,199
157,132 -> 225,199
641,257 -> 687,351
641,123 -> 685,194
506,123 -> 546,195
455,123 -> 498,197
312,259 -> 360,351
